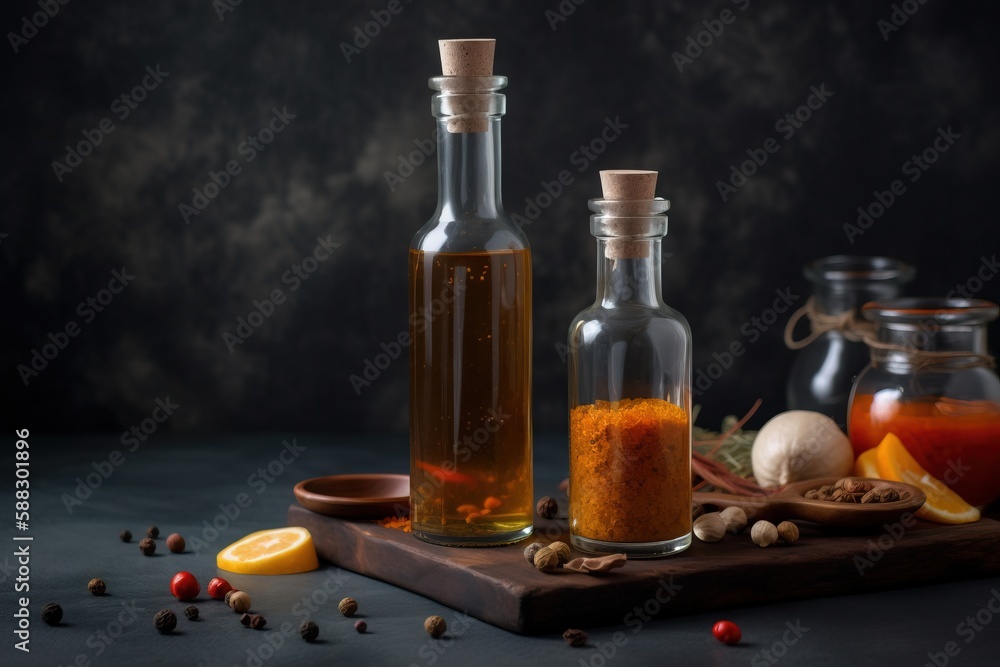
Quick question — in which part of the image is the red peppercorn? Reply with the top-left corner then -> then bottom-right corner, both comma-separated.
207,577 -> 234,600
170,572 -> 200,602
712,620 -> 742,645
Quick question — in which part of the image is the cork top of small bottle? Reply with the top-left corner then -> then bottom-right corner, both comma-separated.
597,170 -> 664,259
437,39 -> 497,133
439,39 -> 495,77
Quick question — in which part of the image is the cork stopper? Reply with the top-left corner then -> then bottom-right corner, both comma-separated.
598,170 -> 660,259
439,39 -> 495,77
438,39 -> 496,133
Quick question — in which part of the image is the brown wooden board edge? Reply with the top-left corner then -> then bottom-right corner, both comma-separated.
288,505 -> 1000,635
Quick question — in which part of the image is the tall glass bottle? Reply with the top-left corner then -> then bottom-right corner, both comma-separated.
786,256 -> 914,429
408,39 -> 532,546
568,170 -> 692,558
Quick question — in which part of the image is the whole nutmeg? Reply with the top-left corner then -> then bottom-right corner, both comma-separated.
424,615 -> 447,638
228,591 -> 251,614
533,546 -> 561,572
338,597 -> 359,617
751,521 -> 779,548
184,605 -> 199,621
523,542 -> 544,564
146,525 -> 160,539
776,521 -> 800,544
562,628 -> 588,647
549,541 -> 571,565
166,533 -> 186,553
720,507 -> 748,535
119,529 -> 132,543
139,538 -> 156,556
536,496 -> 558,519
354,619 -> 367,633
300,620 -> 319,642
693,513 -> 726,542
87,578 -> 107,596
153,609 -> 176,634
41,603 -> 63,626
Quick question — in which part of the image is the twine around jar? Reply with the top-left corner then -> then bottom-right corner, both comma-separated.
783,296 -> 875,350
784,296 -> 996,371
858,335 -> 996,372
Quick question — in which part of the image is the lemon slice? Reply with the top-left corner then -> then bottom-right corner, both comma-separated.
853,448 -> 881,478
217,527 -> 320,574
874,433 -> 980,525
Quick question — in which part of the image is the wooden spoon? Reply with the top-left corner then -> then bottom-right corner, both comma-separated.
694,476 -> 926,528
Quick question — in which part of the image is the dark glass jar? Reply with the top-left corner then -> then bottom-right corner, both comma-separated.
786,256 -> 914,428
848,298 -> 1000,507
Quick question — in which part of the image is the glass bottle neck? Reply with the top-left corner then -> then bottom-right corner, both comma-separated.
596,239 -> 663,307
435,118 -> 503,222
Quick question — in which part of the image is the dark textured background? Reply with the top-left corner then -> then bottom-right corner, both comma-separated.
4,0 -> 998,438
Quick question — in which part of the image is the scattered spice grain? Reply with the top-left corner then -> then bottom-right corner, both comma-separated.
139,538 -> 156,556
377,516 -> 412,532
87,578 -> 106,596
424,615 -> 447,638
41,603 -> 63,626
300,621 -> 319,642
338,597 -> 358,617
153,609 -> 176,634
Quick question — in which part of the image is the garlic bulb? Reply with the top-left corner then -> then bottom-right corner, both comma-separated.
750,411 -> 854,489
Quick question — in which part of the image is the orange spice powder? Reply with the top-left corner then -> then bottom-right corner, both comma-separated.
377,517 -> 412,532
569,397 -> 691,544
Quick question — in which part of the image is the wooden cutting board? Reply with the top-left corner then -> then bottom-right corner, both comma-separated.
287,504 -> 1000,635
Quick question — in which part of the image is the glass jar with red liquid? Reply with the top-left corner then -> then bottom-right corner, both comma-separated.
848,298 -> 1000,507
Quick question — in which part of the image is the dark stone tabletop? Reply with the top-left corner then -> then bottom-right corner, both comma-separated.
3,433 -> 999,666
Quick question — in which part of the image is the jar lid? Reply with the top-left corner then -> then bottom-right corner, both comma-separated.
862,298 -> 999,325
804,255 -> 915,285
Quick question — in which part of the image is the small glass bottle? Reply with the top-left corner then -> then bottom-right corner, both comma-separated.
408,39 -> 533,546
786,256 -> 914,428
567,170 -> 692,558
848,298 -> 1000,507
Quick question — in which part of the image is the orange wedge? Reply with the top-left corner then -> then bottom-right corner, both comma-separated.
853,448 -> 881,478
217,527 -> 320,574
874,433 -> 980,524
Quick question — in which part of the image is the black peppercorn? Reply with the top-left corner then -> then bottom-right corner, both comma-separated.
154,609 -> 176,634
87,578 -> 106,596
120,529 -> 132,543
184,605 -> 199,621
146,525 -> 159,539
536,496 -> 558,520
249,614 -> 267,630
562,628 -> 587,647
41,603 -> 63,626
354,619 -> 367,633
300,620 -> 319,642
240,613 -> 253,627
139,538 -> 156,556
